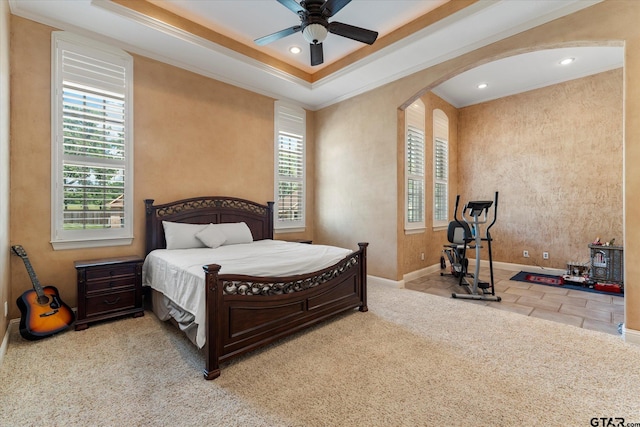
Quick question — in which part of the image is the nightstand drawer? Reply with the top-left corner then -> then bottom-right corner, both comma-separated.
85,289 -> 136,317
85,276 -> 136,294
85,264 -> 137,282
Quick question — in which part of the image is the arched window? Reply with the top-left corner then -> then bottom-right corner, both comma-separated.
405,100 -> 425,232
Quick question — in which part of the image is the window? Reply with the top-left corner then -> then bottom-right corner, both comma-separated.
405,100 -> 425,232
433,109 -> 449,228
274,101 -> 305,231
51,32 -> 133,249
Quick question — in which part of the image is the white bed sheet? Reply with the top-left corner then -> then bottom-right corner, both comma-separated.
142,239 -> 352,348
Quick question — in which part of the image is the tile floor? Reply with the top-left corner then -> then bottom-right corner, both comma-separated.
404,266 -> 625,336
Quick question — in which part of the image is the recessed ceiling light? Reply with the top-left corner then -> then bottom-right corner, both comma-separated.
289,46 -> 302,55
559,57 -> 575,65
477,83 -> 488,89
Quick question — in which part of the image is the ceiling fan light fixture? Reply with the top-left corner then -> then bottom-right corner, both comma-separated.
303,23 -> 328,44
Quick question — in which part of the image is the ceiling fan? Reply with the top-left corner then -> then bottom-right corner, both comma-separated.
254,0 -> 379,66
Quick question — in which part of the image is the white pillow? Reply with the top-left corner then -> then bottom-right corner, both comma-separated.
220,222 -> 254,245
204,222 -> 254,245
195,224 -> 227,249
162,221 -> 207,249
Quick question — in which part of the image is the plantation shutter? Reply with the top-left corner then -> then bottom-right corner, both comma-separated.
52,32 -> 133,248
433,109 -> 449,226
406,101 -> 425,230
275,102 -> 305,228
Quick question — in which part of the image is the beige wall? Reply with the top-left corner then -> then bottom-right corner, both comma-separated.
8,16 -> 313,319
458,69 -> 622,269
315,0 -> 640,331
315,86 -> 399,278
1,0 -> 10,340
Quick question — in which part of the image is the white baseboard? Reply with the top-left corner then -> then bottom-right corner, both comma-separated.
368,274 -> 404,289
468,259 -> 566,276
402,264 -> 442,285
404,260 -> 566,283
0,319 -> 17,368
623,326 -> 640,346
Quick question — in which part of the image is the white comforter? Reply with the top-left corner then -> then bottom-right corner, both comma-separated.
142,239 -> 352,348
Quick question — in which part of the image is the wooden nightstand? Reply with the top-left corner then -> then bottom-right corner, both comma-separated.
74,256 -> 144,331
285,239 -> 312,244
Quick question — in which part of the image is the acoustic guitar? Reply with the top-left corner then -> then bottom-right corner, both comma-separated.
11,245 -> 75,340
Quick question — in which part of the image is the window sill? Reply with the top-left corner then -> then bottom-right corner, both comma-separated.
274,227 -> 306,234
404,228 -> 425,235
51,237 -> 133,250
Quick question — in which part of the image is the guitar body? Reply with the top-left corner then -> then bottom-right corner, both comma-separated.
12,245 -> 75,340
16,286 -> 75,341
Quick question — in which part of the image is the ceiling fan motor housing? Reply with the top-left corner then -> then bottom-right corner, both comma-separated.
300,0 -> 330,44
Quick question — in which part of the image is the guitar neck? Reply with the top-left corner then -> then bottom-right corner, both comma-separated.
22,259 -> 45,294
12,247 -> 46,297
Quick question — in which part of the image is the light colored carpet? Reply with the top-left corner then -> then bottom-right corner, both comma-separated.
1,279 -> 640,426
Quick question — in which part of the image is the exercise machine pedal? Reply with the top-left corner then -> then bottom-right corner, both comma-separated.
477,281 -> 490,289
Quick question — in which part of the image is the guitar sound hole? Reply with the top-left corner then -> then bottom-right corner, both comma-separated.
36,295 -> 50,305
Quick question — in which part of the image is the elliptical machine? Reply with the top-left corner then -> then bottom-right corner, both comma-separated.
449,192 -> 501,302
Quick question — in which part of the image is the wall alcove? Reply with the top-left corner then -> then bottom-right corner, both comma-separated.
399,46 -> 624,281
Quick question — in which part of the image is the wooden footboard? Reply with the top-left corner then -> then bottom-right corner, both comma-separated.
202,242 -> 368,380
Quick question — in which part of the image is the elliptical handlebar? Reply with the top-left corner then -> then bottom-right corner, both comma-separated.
452,192 -> 499,242
453,194 -> 462,226
487,191 -> 499,233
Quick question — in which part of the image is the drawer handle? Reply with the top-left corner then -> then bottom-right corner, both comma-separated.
103,297 -> 121,305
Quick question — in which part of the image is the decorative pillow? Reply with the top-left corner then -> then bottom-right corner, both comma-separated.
201,222 -> 253,245
162,221 -> 208,249
218,222 -> 254,245
195,224 -> 227,249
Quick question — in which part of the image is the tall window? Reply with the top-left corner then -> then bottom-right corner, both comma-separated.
274,101 -> 305,231
51,32 -> 133,249
433,109 -> 449,228
405,100 -> 425,232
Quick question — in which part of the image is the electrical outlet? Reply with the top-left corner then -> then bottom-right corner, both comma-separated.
420,252 -> 425,261
523,250 -> 529,258
543,252 -> 549,260
4,301 -> 7,318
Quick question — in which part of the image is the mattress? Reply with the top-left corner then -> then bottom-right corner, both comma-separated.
143,239 -> 352,348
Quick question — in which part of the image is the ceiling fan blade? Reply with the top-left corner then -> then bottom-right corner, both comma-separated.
277,0 -> 305,14
328,21 -> 378,45
321,0 -> 351,17
310,43 -> 324,66
254,25 -> 302,46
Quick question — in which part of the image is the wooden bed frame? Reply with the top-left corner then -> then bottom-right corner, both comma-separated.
144,196 -> 368,379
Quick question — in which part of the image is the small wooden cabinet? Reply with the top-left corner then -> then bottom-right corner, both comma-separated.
74,256 -> 144,331
589,244 -> 624,285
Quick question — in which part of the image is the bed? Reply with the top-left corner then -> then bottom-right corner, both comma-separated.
144,196 -> 368,380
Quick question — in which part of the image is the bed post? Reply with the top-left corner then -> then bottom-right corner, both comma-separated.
144,199 -> 155,254
266,201 -> 274,239
203,263 -> 222,380
358,242 -> 368,312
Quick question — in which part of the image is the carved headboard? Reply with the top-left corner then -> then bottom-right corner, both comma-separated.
144,197 -> 274,255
